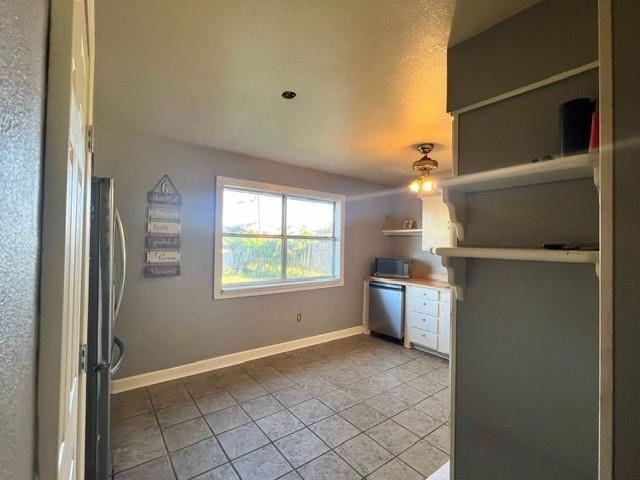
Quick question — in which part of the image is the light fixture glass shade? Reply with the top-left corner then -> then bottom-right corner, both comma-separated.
408,172 -> 435,195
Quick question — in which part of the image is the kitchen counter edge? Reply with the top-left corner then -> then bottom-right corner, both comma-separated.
365,276 -> 450,291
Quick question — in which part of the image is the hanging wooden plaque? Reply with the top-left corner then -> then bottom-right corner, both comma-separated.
147,175 -> 182,205
148,205 -> 181,220
146,235 -> 181,249
146,250 -> 181,264
145,264 -> 181,277
148,221 -> 181,235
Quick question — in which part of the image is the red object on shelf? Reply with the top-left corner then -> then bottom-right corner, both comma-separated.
589,111 -> 600,152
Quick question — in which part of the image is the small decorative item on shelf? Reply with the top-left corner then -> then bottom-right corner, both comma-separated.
402,219 -> 417,230
531,154 -> 554,163
559,98 -> 596,156
542,243 -> 599,251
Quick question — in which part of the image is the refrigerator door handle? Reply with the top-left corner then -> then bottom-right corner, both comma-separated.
114,208 -> 127,324
110,336 -> 125,375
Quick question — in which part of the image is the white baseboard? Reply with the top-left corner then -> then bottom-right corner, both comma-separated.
427,461 -> 450,480
112,325 -> 365,394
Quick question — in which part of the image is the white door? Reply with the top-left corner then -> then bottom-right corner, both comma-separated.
40,0 -> 95,479
60,2 -> 94,478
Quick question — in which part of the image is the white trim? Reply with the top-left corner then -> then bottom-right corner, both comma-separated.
428,461 -> 450,480
438,154 -> 598,193
214,176 -> 346,300
597,1 -> 614,478
448,112 -> 459,480
362,279 -> 371,335
112,325 -> 365,393
215,176 -> 347,203
215,278 -> 345,300
451,61 -> 599,115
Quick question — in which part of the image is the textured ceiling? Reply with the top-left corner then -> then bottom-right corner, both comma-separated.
95,0 -> 536,185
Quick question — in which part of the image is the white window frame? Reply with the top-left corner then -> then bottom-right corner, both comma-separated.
214,176 -> 345,299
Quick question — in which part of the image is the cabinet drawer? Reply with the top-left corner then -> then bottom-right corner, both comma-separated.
408,286 -> 439,301
408,326 -> 438,350
407,296 -> 439,316
407,311 -> 438,333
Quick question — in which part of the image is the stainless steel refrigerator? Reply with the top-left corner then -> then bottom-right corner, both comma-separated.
86,177 -> 127,480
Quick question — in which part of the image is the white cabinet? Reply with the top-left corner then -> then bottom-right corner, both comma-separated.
406,286 -> 451,356
408,327 -> 438,350
407,311 -> 438,333
421,194 -> 450,251
407,296 -> 439,317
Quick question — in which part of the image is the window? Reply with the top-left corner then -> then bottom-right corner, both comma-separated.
214,177 -> 345,299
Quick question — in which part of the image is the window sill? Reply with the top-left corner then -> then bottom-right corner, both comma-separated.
214,278 -> 344,300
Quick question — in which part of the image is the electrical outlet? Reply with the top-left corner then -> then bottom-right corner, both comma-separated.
296,313 -> 302,322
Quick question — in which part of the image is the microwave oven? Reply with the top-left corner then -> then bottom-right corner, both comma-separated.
373,258 -> 411,279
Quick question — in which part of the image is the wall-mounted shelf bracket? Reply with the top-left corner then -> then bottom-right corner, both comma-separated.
439,154 -> 598,242
442,189 -> 466,241
435,246 -> 600,299
440,254 -> 466,301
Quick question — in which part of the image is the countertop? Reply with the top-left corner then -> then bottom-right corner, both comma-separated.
365,275 -> 450,290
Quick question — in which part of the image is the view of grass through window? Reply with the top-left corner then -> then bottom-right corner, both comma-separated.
221,188 -> 337,286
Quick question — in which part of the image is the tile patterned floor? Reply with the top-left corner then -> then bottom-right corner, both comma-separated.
111,334 -> 450,479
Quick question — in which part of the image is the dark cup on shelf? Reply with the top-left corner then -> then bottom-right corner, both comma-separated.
559,98 -> 596,156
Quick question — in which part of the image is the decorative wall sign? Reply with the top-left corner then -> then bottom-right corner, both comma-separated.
147,221 -> 182,235
146,250 -> 181,264
146,235 -> 181,249
145,175 -> 182,277
145,264 -> 181,277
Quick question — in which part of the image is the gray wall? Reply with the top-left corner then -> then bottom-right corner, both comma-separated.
94,128 -> 391,378
0,0 -> 48,478
385,190 -> 447,277
612,0 -> 640,477
448,1 -> 599,478
456,261 -> 598,478
447,0 -> 598,111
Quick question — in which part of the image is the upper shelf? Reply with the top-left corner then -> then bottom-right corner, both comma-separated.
438,153 -> 598,194
434,247 -> 599,264
434,247 -> 600,300
439,153 -> 599,241
382,229 -> 422,236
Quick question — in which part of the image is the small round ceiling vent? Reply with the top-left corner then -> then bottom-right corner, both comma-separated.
281,91 -> 297,99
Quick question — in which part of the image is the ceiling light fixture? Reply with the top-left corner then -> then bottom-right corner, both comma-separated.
281,91 -> 297,99
408,143 -> 438,195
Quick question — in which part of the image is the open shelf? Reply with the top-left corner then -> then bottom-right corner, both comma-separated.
440,153 -> 599,241
439,153 -> 598,193
382,229 -> 422,236
433,247 -> 599,300
434,247 -> 599,264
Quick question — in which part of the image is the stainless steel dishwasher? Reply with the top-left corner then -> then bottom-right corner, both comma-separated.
368,281 -> 405,340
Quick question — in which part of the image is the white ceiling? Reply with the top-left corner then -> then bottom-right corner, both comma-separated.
95,0 -> 538,185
